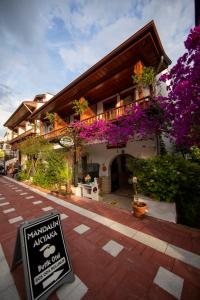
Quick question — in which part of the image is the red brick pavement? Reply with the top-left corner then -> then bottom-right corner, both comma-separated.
0,176 -> 200,300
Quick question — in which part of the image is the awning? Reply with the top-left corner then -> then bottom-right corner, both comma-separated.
4,101 -> 37,129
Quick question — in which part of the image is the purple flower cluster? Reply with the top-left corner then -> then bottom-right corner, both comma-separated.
73,102 -> 164,146
158,26 -> 200,148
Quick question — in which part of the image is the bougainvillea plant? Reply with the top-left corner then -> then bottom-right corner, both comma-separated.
158,25 -> 200,148
73,100 -> 164,146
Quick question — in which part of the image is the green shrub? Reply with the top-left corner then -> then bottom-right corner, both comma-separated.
190,146 -> 200,163
139,156 -> 182,202
32,162 -> 50,188
127,155 -> 179,202
128,155 -> 200,228
32,150 -> 72,191
18,170 -> 29,181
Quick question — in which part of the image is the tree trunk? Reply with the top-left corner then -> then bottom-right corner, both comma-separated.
73,145 -> 78,186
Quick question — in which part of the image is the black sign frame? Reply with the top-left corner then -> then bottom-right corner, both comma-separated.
12,211 -> 75,300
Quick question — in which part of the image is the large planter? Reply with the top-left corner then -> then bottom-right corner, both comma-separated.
132,201 -> 147,218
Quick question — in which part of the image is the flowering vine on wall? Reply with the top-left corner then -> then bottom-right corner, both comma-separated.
72,100 -> 164,146
158,25 -> 200,148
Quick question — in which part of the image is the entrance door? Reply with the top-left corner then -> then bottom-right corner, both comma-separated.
111,154 -> 132,193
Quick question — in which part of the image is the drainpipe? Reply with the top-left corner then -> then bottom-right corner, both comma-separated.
156,55 -> 164,74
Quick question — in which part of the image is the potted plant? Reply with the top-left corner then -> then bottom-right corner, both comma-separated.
73,97 -> 88,115
45,112 -> 55,124
84,174 -> 91,184
131,176 -> 147,218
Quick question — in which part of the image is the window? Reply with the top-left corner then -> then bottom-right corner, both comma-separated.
64,116 -> 70,123
73,114 -> 80,121
103,98 -> 117,111
86,163 -> 99,181
43,122 -> 53,134
121,89 -> 136,105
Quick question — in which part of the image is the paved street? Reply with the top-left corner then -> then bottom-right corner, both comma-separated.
0,176 -> 200,300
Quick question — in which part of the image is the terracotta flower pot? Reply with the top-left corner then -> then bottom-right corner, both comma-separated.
132,201 -> 147,218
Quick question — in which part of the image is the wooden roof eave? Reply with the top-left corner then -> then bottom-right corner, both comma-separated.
30,20 -> 171,120
4,102 -> 36,129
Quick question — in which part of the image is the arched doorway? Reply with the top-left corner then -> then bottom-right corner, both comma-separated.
110,154 -> 133,194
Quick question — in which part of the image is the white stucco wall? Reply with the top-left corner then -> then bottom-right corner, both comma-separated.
12,132 -> 18,139
45,93 -> 53,101
18,127 -> 25,135
37,102 -> 45,109
4,129 -> 13,142
35,120 -> 40,134
162,135 -> 174,154
97,102 -> 103,114
84,137 -> 156,177
25,121 -> 33,131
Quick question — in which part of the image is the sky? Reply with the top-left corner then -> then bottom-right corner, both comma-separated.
0,0 -> 194,137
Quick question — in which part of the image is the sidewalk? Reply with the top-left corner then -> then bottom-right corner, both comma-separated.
0,175 -> 200,300
101,193 -> 176,223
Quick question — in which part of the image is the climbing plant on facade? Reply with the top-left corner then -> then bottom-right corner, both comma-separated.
133,66 -> 156,93
158,25 -> 200,148
73,97 -> 88,115
19,136 -> 51,176
73,99 -> 164,146
45,112 -> 55,124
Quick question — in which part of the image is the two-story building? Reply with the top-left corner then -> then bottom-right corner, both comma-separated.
4,93 -> 53,167
29,21 -> 171,194
4,21 -> 171,195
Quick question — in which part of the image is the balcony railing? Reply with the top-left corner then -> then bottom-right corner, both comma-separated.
84,96 -> 150,125
9,129 -> 36,144
42,127 -> 69,141
42,96 -> 150,141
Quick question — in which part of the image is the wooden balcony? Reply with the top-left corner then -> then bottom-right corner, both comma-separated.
42,96 -> 151,141
9,129 -> 36,144
42,126 -> 69,141
85,96 -> 150,125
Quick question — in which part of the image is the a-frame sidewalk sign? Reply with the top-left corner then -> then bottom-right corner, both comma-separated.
11,211 -> 75,300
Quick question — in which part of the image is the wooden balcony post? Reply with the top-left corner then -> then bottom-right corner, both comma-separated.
40,120 -> 44,135
133,60 -> 144,99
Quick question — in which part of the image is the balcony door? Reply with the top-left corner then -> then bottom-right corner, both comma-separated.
103,98 -> 117,112
43,121 -> 53,134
